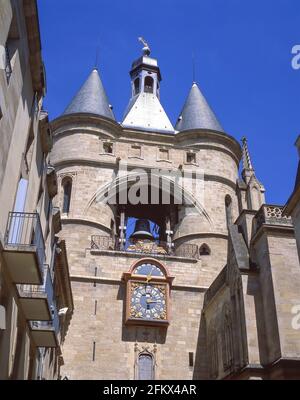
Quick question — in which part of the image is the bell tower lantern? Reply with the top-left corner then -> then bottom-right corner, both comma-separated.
130,37 -> 161,99
122,37 -> 174,133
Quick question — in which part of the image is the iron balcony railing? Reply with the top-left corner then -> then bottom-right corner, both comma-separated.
18,265 -> 54,308
91,235 -> 199,260
30,302 -> 60,334
4,212 -> 46,276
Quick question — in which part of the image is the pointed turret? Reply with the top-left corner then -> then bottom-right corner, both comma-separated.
175,82 -> 224,132
241,137 -> 254,175
64,69 -> 115,120
122,38 -> 174,133
238,137 -> 265,211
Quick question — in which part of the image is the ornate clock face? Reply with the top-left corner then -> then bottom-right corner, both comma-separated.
133,263 -> 164,277
130,283 -> 167,320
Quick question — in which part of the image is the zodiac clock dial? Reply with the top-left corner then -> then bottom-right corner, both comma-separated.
130,283 -> 167,321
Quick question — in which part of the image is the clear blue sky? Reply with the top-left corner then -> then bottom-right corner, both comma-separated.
38,0 -> 300,205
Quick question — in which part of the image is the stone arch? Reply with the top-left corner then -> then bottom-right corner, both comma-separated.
129,257 -> 170,278
84,171 -> 213,228
199,243 -> 211,256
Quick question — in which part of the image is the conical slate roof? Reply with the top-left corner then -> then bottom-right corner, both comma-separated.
175,83 -> 224,132
63,69 -> 115,120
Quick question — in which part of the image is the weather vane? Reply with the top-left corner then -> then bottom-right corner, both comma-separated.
138,37 -> 151,56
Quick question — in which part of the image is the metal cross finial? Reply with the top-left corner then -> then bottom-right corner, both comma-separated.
138,37 -> 151,56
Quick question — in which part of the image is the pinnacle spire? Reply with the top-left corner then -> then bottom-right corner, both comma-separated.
241,137 -> 254,172
63,69 -> 115,120
175,82 -> 224,132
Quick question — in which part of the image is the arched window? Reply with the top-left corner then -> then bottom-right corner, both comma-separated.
62,179 -> 72,214
134,78 -> 140,95
138,353 -> 154,380
200,244 -> 211,256
144,76 -> 154,93
225,195 -> 232,227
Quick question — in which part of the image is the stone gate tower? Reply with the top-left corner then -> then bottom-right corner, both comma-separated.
50,43 -> 300,380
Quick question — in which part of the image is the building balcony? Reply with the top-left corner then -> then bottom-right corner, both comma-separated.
254,205 -> 293,234
3,212 -> 45,284
29,304 -> 60,348
90,235 -> 199,260
17,265 -> 54,322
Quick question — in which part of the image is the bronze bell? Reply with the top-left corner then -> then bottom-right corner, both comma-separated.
130,219 -> 154,241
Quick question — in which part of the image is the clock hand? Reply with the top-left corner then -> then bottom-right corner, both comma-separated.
146,299 -> 157,304
146,266 -> 155,282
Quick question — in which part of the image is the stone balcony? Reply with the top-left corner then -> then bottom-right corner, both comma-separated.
253,205 -> 293,235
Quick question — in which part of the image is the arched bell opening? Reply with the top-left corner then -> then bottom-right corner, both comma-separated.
115,183 -> 180,254
89,171 -> 212,258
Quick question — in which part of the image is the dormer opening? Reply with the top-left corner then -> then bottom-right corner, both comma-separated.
144,76 -> 154,94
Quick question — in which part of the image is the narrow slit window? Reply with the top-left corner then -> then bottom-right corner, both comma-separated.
189,352 -> 194,367
92,341 -> 96,361
134,78 -> 140,95
62,179 -> 72,214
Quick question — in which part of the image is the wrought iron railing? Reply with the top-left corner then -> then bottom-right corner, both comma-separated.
4,212 -> 46,275
91,235 -> 199,260
30,302 -> 60,334
254,205 -> 293,233
18,265 -> 54,309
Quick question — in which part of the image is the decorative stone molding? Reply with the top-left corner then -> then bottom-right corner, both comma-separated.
46,165 -> 58,198
254,205 -> 293,233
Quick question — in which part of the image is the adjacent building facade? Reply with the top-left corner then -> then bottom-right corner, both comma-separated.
0,0 -> 73,380
50,40 -> 300,380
